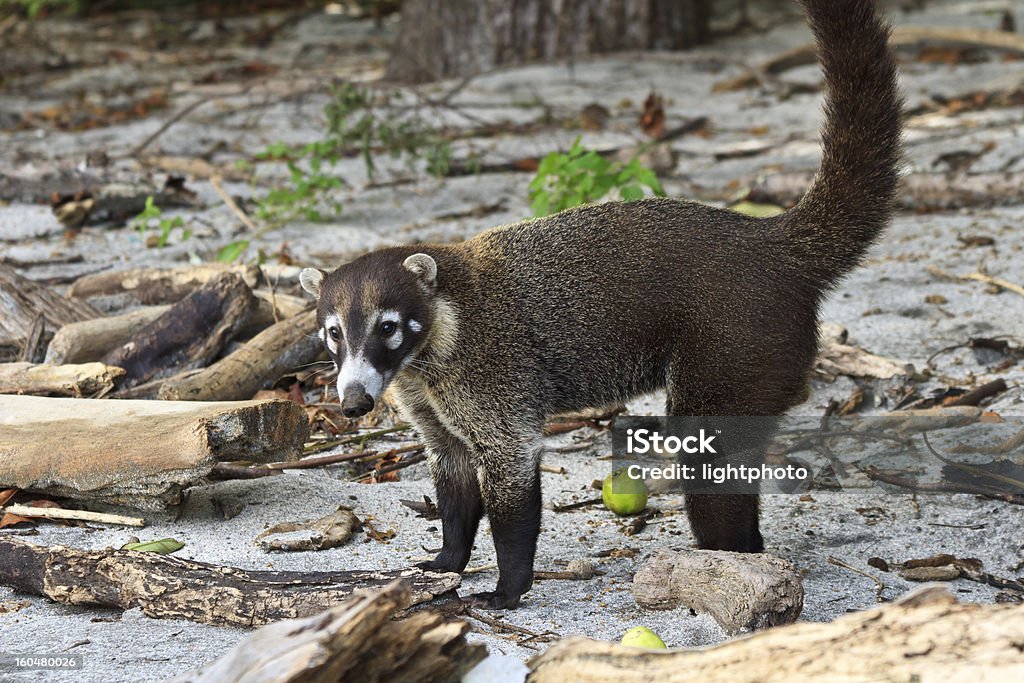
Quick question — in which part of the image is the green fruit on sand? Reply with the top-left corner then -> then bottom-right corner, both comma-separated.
620,626 -> 667,649
602,469 -> 648,516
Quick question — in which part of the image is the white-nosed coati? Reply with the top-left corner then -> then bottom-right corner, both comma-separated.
300,0 -> 902,609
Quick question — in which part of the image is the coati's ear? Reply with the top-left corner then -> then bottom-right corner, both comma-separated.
403,253 -> 437,289
299,268 -> 325,299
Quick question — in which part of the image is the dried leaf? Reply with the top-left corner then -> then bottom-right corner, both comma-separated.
639,91 -> 665,138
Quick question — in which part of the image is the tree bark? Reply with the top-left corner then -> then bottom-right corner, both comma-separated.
0,396 -> 308,509
68,263 -> 261,310
0,264 -> 100,361
102,272 -> 259,388
0,538 -> 462,629
174,581 -> 484,683
0,361 -> 124,397
386,0 -> 710,83
158,309 -> 322,401
528,586 -> 1024,683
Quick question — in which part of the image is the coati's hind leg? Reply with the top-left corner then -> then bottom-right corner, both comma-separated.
666,369 -> 764,553
407,406 -> 483,574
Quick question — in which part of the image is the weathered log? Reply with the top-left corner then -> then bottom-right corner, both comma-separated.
158,309 -> 321,401
815,341 -> 912,381
0,361 -> 124,396
45,305 -> 170,365
68,263 -> 261,309
0,264 -> 100,361
0,538 -> 461,629
0,396 -> 308,509
632,549 -> 803,633
45,292 -> 309,366
528,586 -> 1024,682
103,273 -> 258,388
174,581 -> 484,683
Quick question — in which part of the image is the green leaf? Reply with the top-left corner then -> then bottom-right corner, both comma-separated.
620,185 -> 644,201
121,538 -> 185,554
216,240 -> 250,263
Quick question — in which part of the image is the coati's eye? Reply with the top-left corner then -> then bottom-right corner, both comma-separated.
380,321 -> 397,338
328,326 -> 340,341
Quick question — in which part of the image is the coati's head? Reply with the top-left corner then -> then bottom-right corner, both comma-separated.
300,251 -> 438,418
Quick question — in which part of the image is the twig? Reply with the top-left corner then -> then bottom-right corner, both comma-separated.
464,607 -> 559,641
303,425 -> 413,455
946,379 -> 1008,407
2,504 -> 144,528
552,496 -> 603,513
127,96 -> 215,158
828,555 -> 885,601
865,466 -> 1024,505
352,452 -> 427,481
269,443 -> 424,471
928,265 -> 1024,299
211,175 -> 258,232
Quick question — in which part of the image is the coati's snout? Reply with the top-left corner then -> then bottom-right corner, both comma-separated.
340,383 -> 375,418
300,251 -> 438,412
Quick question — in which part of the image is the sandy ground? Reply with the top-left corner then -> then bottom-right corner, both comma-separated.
1,1 -> 1022,681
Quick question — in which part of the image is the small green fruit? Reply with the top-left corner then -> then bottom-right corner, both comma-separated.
602,469 -> 648,516
620,626 -> 667,649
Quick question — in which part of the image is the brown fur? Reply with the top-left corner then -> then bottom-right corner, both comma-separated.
306,0 -> 902,608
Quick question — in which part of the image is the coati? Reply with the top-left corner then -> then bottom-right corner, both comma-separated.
300,0 -> 902,609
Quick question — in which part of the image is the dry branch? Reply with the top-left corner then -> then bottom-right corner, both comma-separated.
103,273 -> 258,388
0,396 -> 308,509
158,309 -> 321,401
0,264 -> 100,361
174,581 -> 485,683
68,263 -> 261,309
748,171 -> 1024,212
0,538 -> 462,630
528,586 -> 1024,682
0,361 -> 124,396
1,504 -> 144,527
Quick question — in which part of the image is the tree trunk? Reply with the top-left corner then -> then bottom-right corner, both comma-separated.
386,0 -> 710,83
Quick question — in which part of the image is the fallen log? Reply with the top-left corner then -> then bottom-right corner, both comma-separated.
0,395 -> 308,509
0,264 -> 100,361
174,581 -> 484,683
747,171 -> 1024,212
0,538 -> 461,629
68,263 -> 261,309
103,272 -> 258,388
159,309 -> 321,401
0,361 -> 124,396
632,549 -> 803,633
45,305 -> 170,365
528,586 -> 1024,682
45,292 -> 309,366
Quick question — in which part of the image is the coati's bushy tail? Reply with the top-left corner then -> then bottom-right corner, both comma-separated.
780,0 -> 902,289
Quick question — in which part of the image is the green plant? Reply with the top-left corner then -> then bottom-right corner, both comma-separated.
252,82 -> 452,224
215,239 -> 250,263
528,138 -> 665,216
1,0 -> 79,18
131,196 -> 191,248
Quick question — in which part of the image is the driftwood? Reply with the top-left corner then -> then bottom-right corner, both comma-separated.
103,273 -> 258,388
713,25 -> 1024,92
174,581 -> 485,683
528,586 -> 1024,682
0,264 -> 100,361
748,171 -> 1024,212
0,396 -> 308,509
45,305 -> 170,365
0,361 -> 124,396
1,504 -> 144,527
815,342 -> 912,381
68,263 -> 261,309
0,538 -> 461,629
158,309 -> 321,401
45,292 -> 308,366
632,549 -> 803,633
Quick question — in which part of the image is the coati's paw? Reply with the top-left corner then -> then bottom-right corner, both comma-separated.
464,590 -> 521,610
415,556 -> 465,574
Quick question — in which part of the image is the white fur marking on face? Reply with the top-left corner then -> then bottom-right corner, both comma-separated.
324,313 -> 341,354
379,310 -> 403,351
381,310 -> 401,323
408,319 -> 422,333
337,352 -> 384,400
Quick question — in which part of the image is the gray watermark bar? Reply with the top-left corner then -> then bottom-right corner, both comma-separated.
609,414 -> 1024,496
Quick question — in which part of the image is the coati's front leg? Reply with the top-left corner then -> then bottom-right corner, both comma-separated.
405,403 -> 484,574
466,437 -> 543,610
